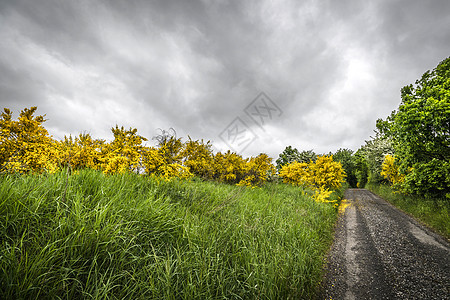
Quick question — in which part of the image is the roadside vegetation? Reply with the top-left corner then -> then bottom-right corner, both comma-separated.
0,102 -> 348,298
0,56 -> 448,298
366,183 -> 449,239
0,169 -> 338,299
364,57 -> 449,237
276,57 -> 449,238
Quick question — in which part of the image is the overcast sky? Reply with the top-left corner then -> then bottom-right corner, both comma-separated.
1,0 -> 449,159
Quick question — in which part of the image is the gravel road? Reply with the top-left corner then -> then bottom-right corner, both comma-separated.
321,189 -> 449,300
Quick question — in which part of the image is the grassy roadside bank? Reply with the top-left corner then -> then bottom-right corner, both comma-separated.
0,169 -> 338,299
366,183 -> 449,240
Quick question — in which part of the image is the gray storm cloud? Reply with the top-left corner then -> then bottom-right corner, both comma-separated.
1,0 -> 449,158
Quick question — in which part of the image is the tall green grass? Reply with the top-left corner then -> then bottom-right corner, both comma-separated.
366,183 -> 449,239
0,170 -> 337,299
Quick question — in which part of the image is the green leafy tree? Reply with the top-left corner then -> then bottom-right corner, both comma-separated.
276,146 -> 300,172
356,132 -> 394,185
298,149 -> 317,163
353,148 -> 368,188
379,57 -> 450,197
276,146 -> 316,172
333,148 -> 357,187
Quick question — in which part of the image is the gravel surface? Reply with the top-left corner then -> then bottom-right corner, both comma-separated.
320,189 -> 449,300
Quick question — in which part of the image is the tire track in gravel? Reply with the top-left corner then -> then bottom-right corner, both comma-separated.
320,189 -> 449,300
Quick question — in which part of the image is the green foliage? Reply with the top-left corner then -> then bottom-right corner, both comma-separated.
333,148 -> 357,187
276,146 -> 300,171
379,57 -> 450,197
0,170 -> 337,299
297,149 -> 317,163
403,159 -> 450,197
354,149 -> 368,188
332,135 -> 393,189
360,133 -> 394,184
275,146 -> 316,172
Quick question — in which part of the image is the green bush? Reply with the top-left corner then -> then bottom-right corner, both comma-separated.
403,159 -> 450,198
378,56 -> 450,198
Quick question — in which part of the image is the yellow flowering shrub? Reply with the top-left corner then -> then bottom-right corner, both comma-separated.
58,133 -> 105,170
158,137 -> 184,164
142,147 -> 192,180
212,151 -> 248,184
103,155 -> 131,174
380,155 -> 405,186
237,153 -> 275,187
280,155 -> 345,202
101,126 -> 147,174
0,107 -> 59,173
308,155 -> 346,190
158,163 -> 192,180
209,151 -> 275,187
1,107 -> 275,186
181,138 -> 215,179
279,161 -> 310,186
312,186 -> 334,203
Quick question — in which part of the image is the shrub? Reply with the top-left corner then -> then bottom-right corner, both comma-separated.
279,155 -> 346,202
380,155 -> 405,188
0,107 -> 59,174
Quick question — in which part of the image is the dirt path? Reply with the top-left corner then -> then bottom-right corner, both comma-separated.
321,189 -> 449,300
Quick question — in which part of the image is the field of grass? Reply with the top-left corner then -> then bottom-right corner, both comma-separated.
366,183 -> 450,240
0,169 -> 338,299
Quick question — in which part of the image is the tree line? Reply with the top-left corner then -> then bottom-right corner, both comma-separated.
2,57 -> 448,200
276,56 -> 449,199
